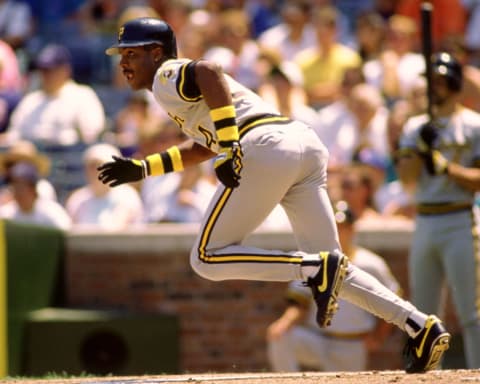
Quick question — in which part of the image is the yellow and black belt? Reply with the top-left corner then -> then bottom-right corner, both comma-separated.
416,201 -> 473,215
239,114 -> 292,140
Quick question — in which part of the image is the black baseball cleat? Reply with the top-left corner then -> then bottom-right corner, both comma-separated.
403,315 -> 451,373
305,250 -> 349,328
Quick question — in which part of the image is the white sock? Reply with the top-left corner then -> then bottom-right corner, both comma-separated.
301,253 -> 322,280
405,311 -> 429,338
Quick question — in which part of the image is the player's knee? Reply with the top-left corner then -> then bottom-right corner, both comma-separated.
189,248 -> 224,281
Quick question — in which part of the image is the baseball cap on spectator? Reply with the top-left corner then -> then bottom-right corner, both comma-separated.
6,162 -> 40,185
0,140 -> 51,176
35,44 -> 72,70
83,143 -> 121,165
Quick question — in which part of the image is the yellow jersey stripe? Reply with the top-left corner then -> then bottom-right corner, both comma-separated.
239,116 -> 291,139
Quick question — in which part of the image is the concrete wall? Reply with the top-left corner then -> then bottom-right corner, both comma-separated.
64,221 -> 460,373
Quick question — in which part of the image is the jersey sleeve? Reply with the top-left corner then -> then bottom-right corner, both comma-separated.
176,60 -> 202,102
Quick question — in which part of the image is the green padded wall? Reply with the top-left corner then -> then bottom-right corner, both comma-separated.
5,220 -> 64,375
23,308 -> 179,376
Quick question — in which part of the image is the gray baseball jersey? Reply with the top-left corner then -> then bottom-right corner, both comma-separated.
150,58 -> 421,334
399,108 -> 480,368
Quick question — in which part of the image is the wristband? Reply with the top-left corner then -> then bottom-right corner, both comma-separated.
209,105 -> 239,143
146,145 -> 184,176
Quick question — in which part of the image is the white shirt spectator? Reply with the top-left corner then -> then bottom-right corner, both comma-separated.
65,142 -> 144,230
7,80 -> 105,145
258,23 -> 316,61
363,52 -> 425,99
66,184 -> 144,230
0,198 -> 71,230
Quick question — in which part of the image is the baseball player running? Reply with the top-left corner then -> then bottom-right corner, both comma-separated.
98,17 -> 450,373
397,52 -> 480,368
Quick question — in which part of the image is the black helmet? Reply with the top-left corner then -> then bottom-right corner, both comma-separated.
106,17 -> 177,58
431,52 -> 463,92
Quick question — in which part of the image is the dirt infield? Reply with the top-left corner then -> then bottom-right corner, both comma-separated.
4,370 -> 479,384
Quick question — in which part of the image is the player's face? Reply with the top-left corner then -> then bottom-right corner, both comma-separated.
118,46 -> 161,90
432,75 -> 453,106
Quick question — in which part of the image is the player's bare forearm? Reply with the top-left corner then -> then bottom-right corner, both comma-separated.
396,152 -> 423,188
194,60 -> 233,108
177,139 -> 216,166
446,162 -> 480,192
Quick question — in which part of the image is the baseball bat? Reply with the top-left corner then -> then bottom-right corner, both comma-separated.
420,2 -> 434,121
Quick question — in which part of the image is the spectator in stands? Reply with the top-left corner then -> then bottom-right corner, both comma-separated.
313,66 -> 366,173
2,44 -> 106,201
138,119 -> 217,224
112,90 -> 164,157
462,0 -> 480,65
0,0 -> 33,51
4,43 -> 106,145
338,164 -> 382,223
257,49 -> 316,126
0,161 -> 71,229
397,0 -> 466,51
257,0 -> 316,62
363,15 -> 425,104
378,100 -> 416,219
0,40 -> 23,133
266,200 -> 398,372
355,11 -> 386,63
160,163 -> 217,223
0,140 -> 57,203
65,142 -> 144,230
294,5 -> 361,109
439,34 -> 480,113
320,82 -> 389,172
204,8 -> 262,92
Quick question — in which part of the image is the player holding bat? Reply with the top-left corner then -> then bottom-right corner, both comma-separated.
396,3 -> 480,369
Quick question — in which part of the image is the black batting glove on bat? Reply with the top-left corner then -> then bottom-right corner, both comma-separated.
422,149 -> 449,175
214,141 -> 243,188
416,122 -> 442,175
417,122 -> 439,152
97,155 -> 147,187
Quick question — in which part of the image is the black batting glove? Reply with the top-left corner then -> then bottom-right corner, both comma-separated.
416,123 -> 442,175
97,155 -> 147,187
214,141 -> 243,188
417,122 -> 438,153
421,149 -> 449,175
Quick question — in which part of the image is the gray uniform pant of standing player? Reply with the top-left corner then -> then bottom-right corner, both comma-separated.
410,209 -> 480,368
190,120 -> 417,330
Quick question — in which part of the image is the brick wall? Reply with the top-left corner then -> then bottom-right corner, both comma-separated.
65,222 -> 460,373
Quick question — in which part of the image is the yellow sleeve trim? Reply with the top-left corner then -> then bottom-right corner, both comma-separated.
209,105 -> 236,121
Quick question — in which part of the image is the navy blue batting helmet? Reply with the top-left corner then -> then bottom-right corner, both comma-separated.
106,17 -> 177,58
431,52 -> 463,92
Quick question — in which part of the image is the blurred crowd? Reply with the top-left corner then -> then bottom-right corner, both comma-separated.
0,0 -> 477,231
